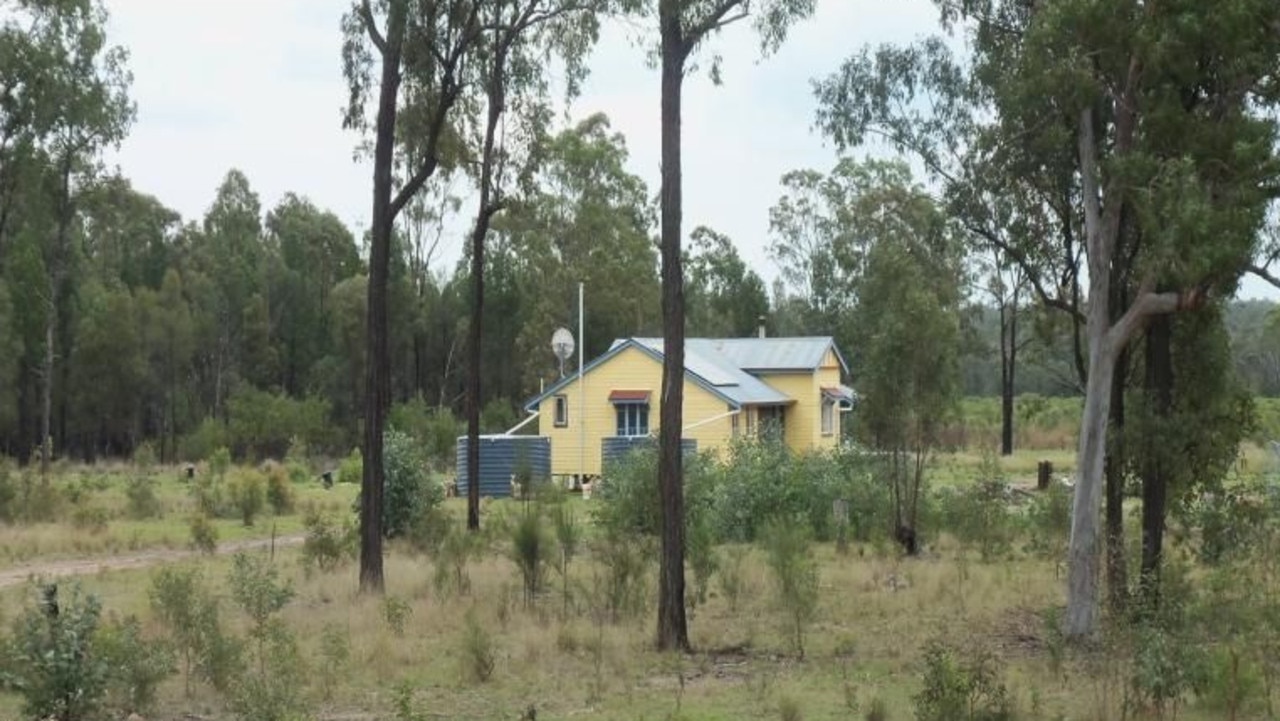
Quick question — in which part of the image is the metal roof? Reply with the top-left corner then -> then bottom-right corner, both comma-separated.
525,335 -> 849,412
707,337 -> 848,373
628,338 -> 793,406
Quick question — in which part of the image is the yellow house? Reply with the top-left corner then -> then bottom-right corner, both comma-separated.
522,336 -> 854,481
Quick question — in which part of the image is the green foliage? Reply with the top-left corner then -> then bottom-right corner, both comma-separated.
588,531 -> 651,623
70,504 -> 109,533
227,387 -> 333,460
189,513 -> 219,554
181,422 -> 230,465
225,628 -> 309,721
431,516 -> 484,597
338,447 -> 362,484
228,553 -> 295,636
1024,481 -> 1072,559
0,458 -> 15,523
716,546 -> 751,613
228,469 -> 267,526
264,464 -> 295,516
209,446 -> 232,481
938,480 -> 1018,561
760,519 -> 820,659
300,509 -> 356,575
382,596 -> 413,637
551,499 -> 581,616
459,608 -> 496,684
913,641 -> 1014,721
0,590 -> 173,720
149,566 -> 219,695
317,625 -> 349,702
511,507 -> 549,607
390,399 -> 461,469
1,584 -> 110,721
357,429 -> 444,539
95,615 -> 175,714
125,474 -> 162,520
132,440 -> 158,470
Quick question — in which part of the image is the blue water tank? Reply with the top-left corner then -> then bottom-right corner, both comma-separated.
455,435 -> 551,498
601,436 -> 697,473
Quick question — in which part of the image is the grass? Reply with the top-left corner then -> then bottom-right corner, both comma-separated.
0,442 -> 1276,720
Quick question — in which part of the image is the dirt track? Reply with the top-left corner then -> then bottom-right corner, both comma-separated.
0,534 -> 306,590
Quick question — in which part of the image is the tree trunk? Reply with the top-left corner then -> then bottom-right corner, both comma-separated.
359,5 -> 407,595
1104,347 -> 1127,615
1000,292 -> 1016,456
40,288 -> 53,477
465,87 -> 504,532
656,4 -> 690,653
1139,314 -> 1172,607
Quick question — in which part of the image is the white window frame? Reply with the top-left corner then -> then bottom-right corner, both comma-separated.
821,397 -> 835,436
554,395 -> 568,427
615,402 -> 649,437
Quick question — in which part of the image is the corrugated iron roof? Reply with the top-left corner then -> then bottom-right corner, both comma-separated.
708,337 -> 846,373
628,338 -> 796,406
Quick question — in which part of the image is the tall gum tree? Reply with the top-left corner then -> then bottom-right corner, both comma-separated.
649,0 -> 815,652
460,0 -> 607,532
816,0 -> 1280,639
342,0 -> 487,593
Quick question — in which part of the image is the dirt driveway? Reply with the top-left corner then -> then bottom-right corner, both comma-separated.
0,534 -> 306,590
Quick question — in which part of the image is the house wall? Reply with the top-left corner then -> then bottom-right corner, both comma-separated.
814,347 -> 844,449
535,345 -> 736,477
755,372 -> 817,450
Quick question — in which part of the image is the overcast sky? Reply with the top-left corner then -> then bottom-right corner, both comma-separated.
103,0 -> 1277,299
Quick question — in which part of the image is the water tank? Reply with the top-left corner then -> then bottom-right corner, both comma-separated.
601,436 -> 697,473
455,435 -> 551,498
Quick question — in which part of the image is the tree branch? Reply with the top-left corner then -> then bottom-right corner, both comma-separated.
682,0 -> 748,56
1106,285 -> 1205,359
358,0 -> 388,55
1247,263 -> 1280,290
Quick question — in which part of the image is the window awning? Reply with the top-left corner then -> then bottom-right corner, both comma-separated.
821,385 -> 857,409
608,390 -> 651,403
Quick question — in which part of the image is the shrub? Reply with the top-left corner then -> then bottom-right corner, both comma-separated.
264,464 -> 294,516
717,546 -> 751,613
940,480 -> 1018,561
3,584 -> 111,721
317,625 -> 349,702
18,473 -> 63,523
71,505 -> 110,533
389,398 -> 462,469
382,596 -> 413,637
126,475 -> 162,520
460,608 -> 496,684
300,509 -> 356,575
228,469 -> 267,527
0,458 -> 16,523
190,513 -> 219,554
96,614 -> 175,714
209,446 -> 232,482
551,501 -> 581,618
1025,481 -> 1072,559
913,640 -> 1014,721
338,447 -> 362,484
132,440 -> 158,470
225,629 -> 309,721
511,508 -> 549,607
179,417 -> 228,463
149,566 -> 215,696
760,519 -> 820,659
588,530 -> 651,623
353,430 -> 444,539
432,517 -> 484,597
0,588 -> 170,718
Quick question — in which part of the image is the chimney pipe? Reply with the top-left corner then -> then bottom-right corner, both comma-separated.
757,315 -> 766,339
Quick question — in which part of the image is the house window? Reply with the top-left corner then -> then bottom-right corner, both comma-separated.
821,398 -> 835,436
615,403 -> 649,437
730,407 -> 740,437
554,395 -> 568,427
758,406 -> 785,441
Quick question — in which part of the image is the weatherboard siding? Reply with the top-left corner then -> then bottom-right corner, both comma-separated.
755,372 -> 819,450
534,345 -> 734,477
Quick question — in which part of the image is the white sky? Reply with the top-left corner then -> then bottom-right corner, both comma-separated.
102,0 -> 1278,300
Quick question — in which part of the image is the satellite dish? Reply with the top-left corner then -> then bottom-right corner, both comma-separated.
551,327 -> 575,378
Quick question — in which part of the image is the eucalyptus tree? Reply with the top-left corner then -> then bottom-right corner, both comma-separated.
342,0 -> 489,591
817,0 -> 1280,639
21,0 -> 133,474
685,226 -> 768,338
649,0 -> 816,653
458,0 -> 610,533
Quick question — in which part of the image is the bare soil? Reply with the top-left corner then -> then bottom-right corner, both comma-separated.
0,534 -> 306,589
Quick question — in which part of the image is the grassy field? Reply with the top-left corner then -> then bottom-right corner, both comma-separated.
0,442 -> 1275,721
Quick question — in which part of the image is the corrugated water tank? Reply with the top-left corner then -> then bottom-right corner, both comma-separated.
455,435 -> 551,498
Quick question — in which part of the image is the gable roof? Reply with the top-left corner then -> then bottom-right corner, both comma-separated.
523,335 -> 848,412
707,337 -> 849,374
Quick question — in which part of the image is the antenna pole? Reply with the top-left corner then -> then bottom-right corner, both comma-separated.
578,281 -> 585,489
